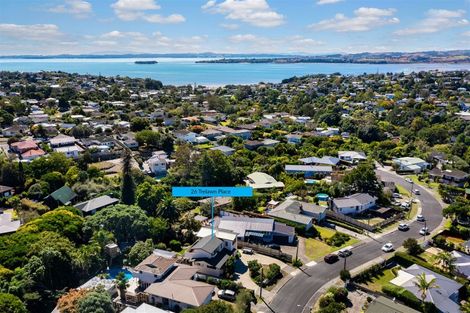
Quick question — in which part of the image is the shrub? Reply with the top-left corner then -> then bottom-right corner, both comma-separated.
247,260 -> 261,278
155,242 -> 167,250
217,279 -> 239,292
318,292 -> 335,308
353,263 -> 384,283
403,238 -> 423,256
327,286 -> 348,303
325,232 -> 350,247
382,284 -> 421,310
265,263 -> 281,281
169,239 -> 181,251
340,269 -> 351,281
317,302 -> 346,313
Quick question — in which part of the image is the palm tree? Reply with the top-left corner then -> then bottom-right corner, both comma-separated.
434,251 -> 456,273
413,272 -> 439,305
115,272 -> 129,303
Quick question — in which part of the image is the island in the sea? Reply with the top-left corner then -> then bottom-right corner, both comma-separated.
135,60 -> 158,64
196,50 -> 470,64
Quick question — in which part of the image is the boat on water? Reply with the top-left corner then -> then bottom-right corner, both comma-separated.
134,60 -> 158,64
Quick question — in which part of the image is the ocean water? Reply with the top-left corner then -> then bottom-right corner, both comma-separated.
1,58 -> 469,86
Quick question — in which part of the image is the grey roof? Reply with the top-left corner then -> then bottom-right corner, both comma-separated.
268,200 -> 316,225
285,165 -> 333,172
366,296 -> 420,313
299,156 -> 340,166
452,250 -> 470,278
333,193 -> 377,208
74,195 -> 119,213
218,216 -> 274,236
396,264 -> 463,313
210,145 -> 235,153
190,236 -> 223,254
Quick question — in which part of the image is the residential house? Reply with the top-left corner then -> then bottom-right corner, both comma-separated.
338,151 -> 367,164
2,125 -> 27,137
49,134 -> 76,148
74,195 -> 119,215
174,130 -> 197,143
299,156 -> 340,167
54,145 -> 83,158
286,134 -> 302,144
195,226 -> 238,250
131,249 -> 178,289
200,129 -> 222,140
393,157 -> 430,173
213,215 -> 295,244
44,185 -> 77,208
216,126 -> 251,140
122,303 -> 169,313
244,140 -> 264,150
0,185 -> 14,198
10,140 -> 39,154
145,151 -> 171,175
285,165 -> 333,178
366,296 -> 420,313
452,250 -> 470,279
145,265 -> 214,312
0,210 -> 21,235
209,145 -> 235,156
429,168 -> 469,187
332,193 -> 377,215
21,148 -> 46,161
268,199 -> 327,228
184,235 -> 235,277
244,172 -> 285,189
390,264 -> 463,313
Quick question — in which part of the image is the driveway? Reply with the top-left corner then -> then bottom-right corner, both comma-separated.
266,169 -> 445,313
234,250 -> 292,291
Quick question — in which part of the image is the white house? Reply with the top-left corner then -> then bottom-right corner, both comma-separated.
332,193 -> 377,215
54,145 -> 83,158
174,130 -> 197,143
145,151 -> 170,175
338,151 -> 367,164
393,157 -> 430,173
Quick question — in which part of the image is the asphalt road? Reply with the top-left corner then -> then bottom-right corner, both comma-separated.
267,169 -> 444,313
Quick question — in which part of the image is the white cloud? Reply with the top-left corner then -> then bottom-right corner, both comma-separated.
309,7 -> 399,32
0,24 -> 62,41
317,0 -> 343,5
221,23 -> 239,30
111,0 -> 185,24
48,0 -> 92,17
463,30 -> 470,36
229,34 -> 258,42
202,0 -> 284,27
395,9 -> 468,35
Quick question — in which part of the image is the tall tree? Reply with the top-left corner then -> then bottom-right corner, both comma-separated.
121,149 -> 135,205
434,251 -> 456,273
0,293 -> 28,313
114,272 -> 129,303
413,272 -> 439,306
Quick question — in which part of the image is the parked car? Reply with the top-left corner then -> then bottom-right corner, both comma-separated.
398,223 -> 409,231
267,244 -> 281,250
417,214 -> 425,222
217,290 -> 236,302
419,227 -> 429,235
392,193 -> 402,198
405,178 -> 413,183
382,243 -> 394,252
338,249 -> 352,257
413,189 -> 420,195
324,254 -> 339,263
242,248 -> 254,255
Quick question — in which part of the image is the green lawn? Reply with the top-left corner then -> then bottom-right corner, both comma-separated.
406,175 -> 440,191
304,236 -> 360,261
396,184 -> 411,197
316,226 -> 336,239
406,202 -> 419,220
363,267 -> 397,292
194,143 -> 214,149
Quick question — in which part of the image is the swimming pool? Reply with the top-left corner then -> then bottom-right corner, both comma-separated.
106,267 -> 133,280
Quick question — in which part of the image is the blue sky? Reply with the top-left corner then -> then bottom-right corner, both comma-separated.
0,0 -> 469,55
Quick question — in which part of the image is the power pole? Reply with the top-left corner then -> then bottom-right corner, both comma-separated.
259,267 -> 263,299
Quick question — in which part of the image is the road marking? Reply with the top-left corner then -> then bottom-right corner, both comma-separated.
291,269 -> 301,276
305,261 -> 317,267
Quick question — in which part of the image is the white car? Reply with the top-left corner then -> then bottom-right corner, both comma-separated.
413,189 -> 420,195
398,223 -> 409,231
417,215 -> 425,222
405,178 -> 413,183
419,227 -> 429,235
382,243 -> 394,252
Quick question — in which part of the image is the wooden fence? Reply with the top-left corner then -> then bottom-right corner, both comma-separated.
326,210 -> 404,232
237,241 -> 293,263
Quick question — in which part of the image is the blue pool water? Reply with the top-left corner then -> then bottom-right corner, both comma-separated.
1,58 -> 469,86
106,267 -> 133,280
